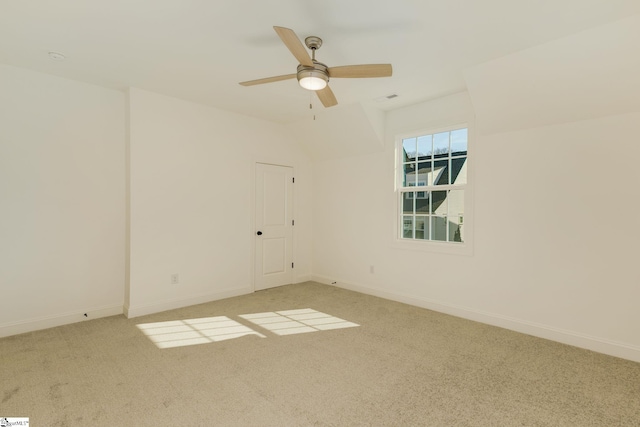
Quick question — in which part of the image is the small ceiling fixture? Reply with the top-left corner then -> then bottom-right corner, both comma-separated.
48,51 -> 66,61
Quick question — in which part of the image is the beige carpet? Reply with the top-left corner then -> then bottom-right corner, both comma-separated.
2,282 -> 639,426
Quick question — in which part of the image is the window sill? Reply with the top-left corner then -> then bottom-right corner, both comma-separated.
391,238 -> 473,256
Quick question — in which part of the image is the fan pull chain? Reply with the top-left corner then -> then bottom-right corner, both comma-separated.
309,91 -> 316,120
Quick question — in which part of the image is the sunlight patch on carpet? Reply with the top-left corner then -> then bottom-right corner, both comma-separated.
137,309 -> 359,348
137,316 -> 266,349
239,308 -> 359,335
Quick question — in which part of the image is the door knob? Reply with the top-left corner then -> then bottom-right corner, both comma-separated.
256,231 -> 263,236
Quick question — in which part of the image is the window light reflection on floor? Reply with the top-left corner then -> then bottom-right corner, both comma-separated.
239,308 -> 359,336
137,309 -> 359,349
136,316 -> 266,349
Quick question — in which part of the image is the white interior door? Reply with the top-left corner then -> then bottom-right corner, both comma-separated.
255,163 -> 293,291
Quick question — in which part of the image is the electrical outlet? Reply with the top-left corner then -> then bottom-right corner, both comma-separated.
171,274 -> 179,284
370,265 -> 375,274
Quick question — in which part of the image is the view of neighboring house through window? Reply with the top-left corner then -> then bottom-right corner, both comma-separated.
398,127 -> 467,243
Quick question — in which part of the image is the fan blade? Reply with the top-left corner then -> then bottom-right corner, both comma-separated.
328,64 -> 393,78
273,26 -> 313,66
316,85 -> 338,108
239,74 -> 296,86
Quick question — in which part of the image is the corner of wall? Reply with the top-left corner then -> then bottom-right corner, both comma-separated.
124,88 -> 132,310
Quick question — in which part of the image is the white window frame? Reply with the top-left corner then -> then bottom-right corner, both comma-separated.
393,123 -> 473,256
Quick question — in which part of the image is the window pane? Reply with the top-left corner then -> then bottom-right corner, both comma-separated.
416,161 -> 432,186
403,216 -> 413,239
433,132 -> 450,155
450,221 -> 463,242
415,192 -> 429,214
403,162 -> 416,187
417,135 -> 432,158
415,216 -> 428,240
433,216 -> 447,241
430,190 -> 447,214
402,193 -> 414,214
451,128 -> 468,155
451,157 -> 467,185
449,190 -> 465,243
433,159 -> 449,185
402,138 -> 417,161
448,189 -> 464,219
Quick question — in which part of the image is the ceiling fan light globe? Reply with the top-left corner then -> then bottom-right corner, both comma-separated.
299,75 -> 327,90
297,62 -> 330,91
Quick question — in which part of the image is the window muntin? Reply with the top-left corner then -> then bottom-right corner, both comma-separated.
398,127 -> 467,244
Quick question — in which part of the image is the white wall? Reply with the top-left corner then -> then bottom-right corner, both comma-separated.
126,88 -> 312,317
311,91 -> 640,362
0,65 -> 126,336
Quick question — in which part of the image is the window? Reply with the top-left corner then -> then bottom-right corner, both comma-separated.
397,127 -> 467,244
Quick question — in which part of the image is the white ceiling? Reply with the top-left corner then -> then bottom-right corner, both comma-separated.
1,0 -> 639,124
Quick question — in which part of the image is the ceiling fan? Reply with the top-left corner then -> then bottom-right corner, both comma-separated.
239,26 -> 393,108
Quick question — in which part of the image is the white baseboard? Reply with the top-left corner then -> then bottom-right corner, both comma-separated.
310,275 -> 640,363
0,304 -> 124,338
124,286 -> 253,319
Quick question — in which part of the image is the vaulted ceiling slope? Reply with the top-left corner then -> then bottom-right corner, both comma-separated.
465,14 -> 640,135
1,0 -> 639,127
